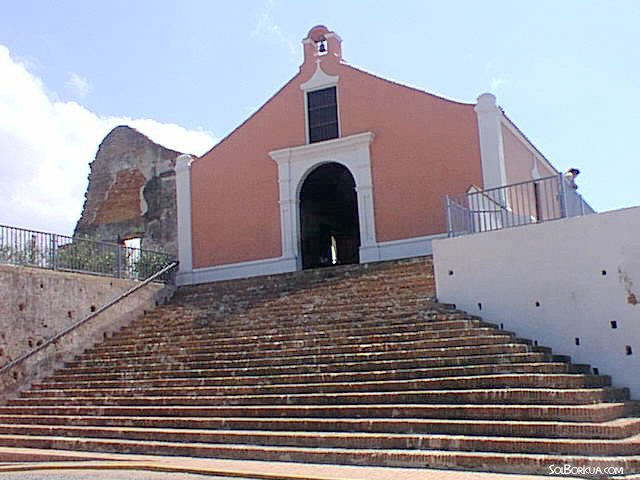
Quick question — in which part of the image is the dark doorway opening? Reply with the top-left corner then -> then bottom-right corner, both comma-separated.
299,163 -> 360,269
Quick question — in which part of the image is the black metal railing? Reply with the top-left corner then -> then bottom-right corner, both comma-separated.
446,174 -> 594,237
0,224 -> 175,282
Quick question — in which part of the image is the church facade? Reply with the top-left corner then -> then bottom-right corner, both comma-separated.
175,25 -> 559,285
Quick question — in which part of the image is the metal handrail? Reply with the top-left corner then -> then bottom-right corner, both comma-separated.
470,174 -> 558,194
446,174 -> 594,237
0,261 -> 178,376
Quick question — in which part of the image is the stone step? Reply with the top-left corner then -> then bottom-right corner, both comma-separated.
1,415 -> 638,439
0,402 -> 629,422
174,263 -> 433,295
78,334 -> 526,365
51,352 -> 555,380
115,308 -> 477,338
64,343 -> 540,372
106,317 -> 490,347
6,254 -> 636,475
138,296 -> 429,320
0,425 -> 639,456
174,271 -> 434,304
88,326 -> 510,357
22,374 -> 611,399
206,287 -> 430,311
207,299 -> 429,318
0,434 -> 635,475
8,387 -> 629,407
33,362 -> 574,390
130,300 -> 450,322
174,262 -> 431,291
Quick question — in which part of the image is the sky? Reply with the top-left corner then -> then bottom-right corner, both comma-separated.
0,0 -> 638,236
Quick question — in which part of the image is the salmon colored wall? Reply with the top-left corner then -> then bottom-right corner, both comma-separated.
191,31 -> 483,268
191,77 -> 306,268
337,66 -> 482,241
502,123 -> 556,184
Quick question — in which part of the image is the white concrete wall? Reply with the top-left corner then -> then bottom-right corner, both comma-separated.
433,206 -> 640,398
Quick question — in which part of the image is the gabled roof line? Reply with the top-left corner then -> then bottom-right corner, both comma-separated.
194,73 -> 302,163
342,61 -> 476,107
500,111 -> 560,175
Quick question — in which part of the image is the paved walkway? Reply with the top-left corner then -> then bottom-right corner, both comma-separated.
0,448 -> 593,480
0,471 -> 249,479
3,447 -> 637,479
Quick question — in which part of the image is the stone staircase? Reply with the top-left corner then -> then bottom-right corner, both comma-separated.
0,256 -> 638,475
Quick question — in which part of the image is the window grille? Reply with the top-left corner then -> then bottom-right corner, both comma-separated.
307,87 -> 338,143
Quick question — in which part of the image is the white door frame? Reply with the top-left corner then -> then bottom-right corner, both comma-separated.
269,131 -> 380,268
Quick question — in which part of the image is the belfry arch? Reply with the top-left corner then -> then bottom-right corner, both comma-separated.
299,163 -> 360,269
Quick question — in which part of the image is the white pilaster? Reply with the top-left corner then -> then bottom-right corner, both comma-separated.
354,152 -> 380,262
474,93 -> 507,189
276,154 -> 298,261
175,154 -> 194,279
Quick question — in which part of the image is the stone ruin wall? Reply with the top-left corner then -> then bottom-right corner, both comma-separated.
74,126 -> 182,257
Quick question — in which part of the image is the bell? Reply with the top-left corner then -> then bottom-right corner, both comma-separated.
318,41 -> 327,53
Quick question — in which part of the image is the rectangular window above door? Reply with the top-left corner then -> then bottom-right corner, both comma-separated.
307,86 -> 339,143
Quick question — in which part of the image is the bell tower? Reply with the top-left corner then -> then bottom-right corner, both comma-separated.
302,25 -> 342,66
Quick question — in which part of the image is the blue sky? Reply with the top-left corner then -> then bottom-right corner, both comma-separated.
1,0 -> 638,235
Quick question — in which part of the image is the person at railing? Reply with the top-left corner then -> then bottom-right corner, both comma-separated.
564,168 -> 580,190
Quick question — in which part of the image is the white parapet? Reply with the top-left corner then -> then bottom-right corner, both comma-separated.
433,206 -> 640,398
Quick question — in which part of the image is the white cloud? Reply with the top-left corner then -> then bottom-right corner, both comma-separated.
117,118 -> 215,157
66,72 -> 90,97
490,77 -> 505,92
252,1 -> 296,56
0,44 -> 217,236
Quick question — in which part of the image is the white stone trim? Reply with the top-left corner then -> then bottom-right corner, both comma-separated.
269,132 -> 379,269
376,233 -> 447,261
301,62 -> 340,145
175,154 -> 194,274
176,255 -> 297,286
474,93 -> 507,189
300,61 -> 339,91
176,232 -> 442,285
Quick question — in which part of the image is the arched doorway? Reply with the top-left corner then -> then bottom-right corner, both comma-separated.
299,163 -> 360,269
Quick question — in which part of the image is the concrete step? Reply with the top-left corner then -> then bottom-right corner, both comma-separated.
22,374 -> 612,399
8,387 -> 630,407
0,434 -> 635,475
0,402 -> 630,422
1,415 -> 638,439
